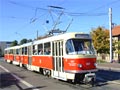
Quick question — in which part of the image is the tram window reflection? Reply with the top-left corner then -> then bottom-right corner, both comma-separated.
25,47 -> 28,55
38,44 -> 43,55
66,39 -> 74,54
66,39 -> 95,55
33,45 -> 38,55
44,42 -> 51,55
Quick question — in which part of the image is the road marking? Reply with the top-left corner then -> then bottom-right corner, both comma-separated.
0,65 -> 39,90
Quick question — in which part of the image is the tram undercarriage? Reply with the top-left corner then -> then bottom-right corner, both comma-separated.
5,59 -> 96,86
74,72 -> 96,86
25,63 -> 96,86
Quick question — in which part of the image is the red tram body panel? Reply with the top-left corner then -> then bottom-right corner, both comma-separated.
4,54 -> 8,61
21,55 -> 29,65
32,56 -> 53,69
64,58 -> 96,72
9,54 -> 14,61
15,55 -> 21,62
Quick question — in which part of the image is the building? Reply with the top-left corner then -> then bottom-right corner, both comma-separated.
112,25 -> 120,62
0,41 -> 12,56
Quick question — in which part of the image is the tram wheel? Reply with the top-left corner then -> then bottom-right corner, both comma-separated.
19,63 -> 23,67
10,61 -> 13,64
43,69 -> 47,76
90,77 -> 95,87
43,69 -> 51,77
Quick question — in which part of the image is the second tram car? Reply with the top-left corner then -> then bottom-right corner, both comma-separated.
4,32 -> 97,84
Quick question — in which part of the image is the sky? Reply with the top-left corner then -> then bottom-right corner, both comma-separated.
0,0 -> 120,42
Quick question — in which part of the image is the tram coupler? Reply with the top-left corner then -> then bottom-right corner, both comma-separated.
83,73 -> 96,86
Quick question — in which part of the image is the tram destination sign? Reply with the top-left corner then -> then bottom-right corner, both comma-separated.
75,34 -> 91,39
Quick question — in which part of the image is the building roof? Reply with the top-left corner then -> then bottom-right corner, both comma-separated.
112,25 -> 120,36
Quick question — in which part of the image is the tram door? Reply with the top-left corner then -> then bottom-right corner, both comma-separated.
52,41 -> 66,79
28,46 -> 32,65
27,46 -> 32,70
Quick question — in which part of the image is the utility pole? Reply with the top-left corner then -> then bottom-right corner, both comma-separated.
37,30 -> 38,39
109,8 -> 112,63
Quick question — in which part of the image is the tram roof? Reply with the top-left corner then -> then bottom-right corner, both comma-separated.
5,32 -> 91,50
4,45 -> 20,50
33,32 -> 91,45
20,42 -> 32,47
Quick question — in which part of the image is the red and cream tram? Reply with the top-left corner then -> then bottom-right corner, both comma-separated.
4,32 -> 97,84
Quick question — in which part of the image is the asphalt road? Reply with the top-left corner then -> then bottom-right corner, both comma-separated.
0,58 -> 120,90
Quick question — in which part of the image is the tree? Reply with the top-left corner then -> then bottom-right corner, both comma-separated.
113,41 -> 120,54
91,27 -> 110,54
19,38 -> 32,45
11,40 -> 18,46
20,38 -> 28,45
27,39 -> 32,42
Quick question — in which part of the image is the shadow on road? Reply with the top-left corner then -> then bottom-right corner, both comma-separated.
0,72 -> 46,90
0,72 -> 20,88
96,69 -> 120,86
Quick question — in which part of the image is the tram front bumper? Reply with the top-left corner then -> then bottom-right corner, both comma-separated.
84,73 -> 96,83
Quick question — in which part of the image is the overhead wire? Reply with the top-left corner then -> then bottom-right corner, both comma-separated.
3,0 -> 120,23
6,0 -> 107,17
4,0 -> 120,28
5,0 -> 120,18
85,0 -> 120,13
2,0 -> 120,40
7,0 -> 48,10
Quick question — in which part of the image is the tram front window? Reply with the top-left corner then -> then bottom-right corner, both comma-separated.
66,39 -> 95,55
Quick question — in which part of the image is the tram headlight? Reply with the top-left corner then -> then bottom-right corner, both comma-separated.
94,63 -> 97,67
78,64 -> 82,68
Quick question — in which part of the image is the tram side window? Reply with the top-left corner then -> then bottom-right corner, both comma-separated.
33,45 -> 35,55
8,50 -> 10,54
22,48 -> 24,55
16,49 -> 19,55
25,47 -> 27,55
10,49 -> 13,54
44,42 -> 51,55
52,42 -> 55,55
33,45 -> 38,55
5,50 -> 7,54
66,39 -> 74,54
38,44 -> 43,55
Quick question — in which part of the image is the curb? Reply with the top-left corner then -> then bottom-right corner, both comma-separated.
97,66 -> 120,72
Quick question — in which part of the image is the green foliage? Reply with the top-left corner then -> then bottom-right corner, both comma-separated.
11,40 -> 18,46
10,39 -> 32,46
113,41 -> 120,54
97,59 -> 107,63
27,39 -> 32,43
20,38 -> 32,45
20,38 -> 28,45
91,26 -> 110,54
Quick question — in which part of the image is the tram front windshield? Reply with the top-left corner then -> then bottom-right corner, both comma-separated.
66,39 -> 95,55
